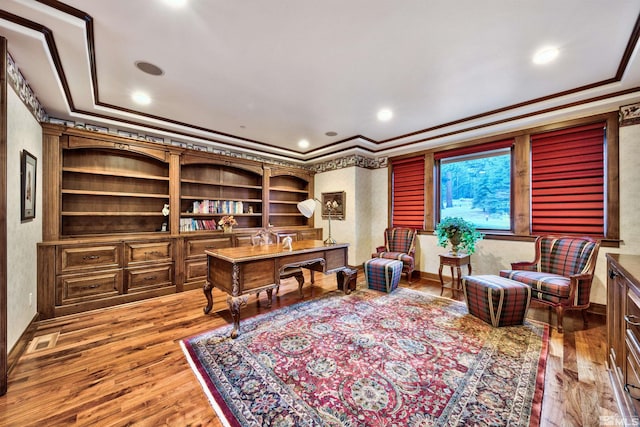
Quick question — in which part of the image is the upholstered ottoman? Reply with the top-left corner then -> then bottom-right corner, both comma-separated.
462,275 -> 532,327
364,258 -> 402,293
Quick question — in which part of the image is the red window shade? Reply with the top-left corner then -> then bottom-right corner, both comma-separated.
530,122 -> 605,236
391,156 -> 425,229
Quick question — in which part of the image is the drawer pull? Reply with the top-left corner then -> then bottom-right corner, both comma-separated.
81,284 -> 100,290
624,314 -> 640,326
625,383 -> 640,401
83,255 -> 100,261
143,276 -> 157,281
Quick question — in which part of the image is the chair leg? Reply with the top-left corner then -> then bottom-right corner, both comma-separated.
582,309 -> 589,328
556,306 -> 564,333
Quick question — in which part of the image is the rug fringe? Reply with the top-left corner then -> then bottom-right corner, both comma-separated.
180,340 -> 233,427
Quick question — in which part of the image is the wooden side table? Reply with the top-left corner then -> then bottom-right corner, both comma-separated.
439,253 -> 472,297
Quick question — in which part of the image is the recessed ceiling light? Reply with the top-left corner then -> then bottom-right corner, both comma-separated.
131,91 -> 151,105
325,131 -> 338,137
135,61 -> 164,76
533,46 -> 559,65
377,108 -> 393,121
164,0 -> 187,7
298,139 -> 310,149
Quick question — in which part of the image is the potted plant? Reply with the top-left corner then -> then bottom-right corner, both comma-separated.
435,217 -> 484,255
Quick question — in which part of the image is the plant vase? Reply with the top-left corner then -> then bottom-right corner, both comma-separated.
449,233 -> 461,256
223,225 -> 233,233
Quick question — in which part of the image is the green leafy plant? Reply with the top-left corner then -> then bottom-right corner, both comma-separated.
435,217 -> 484,255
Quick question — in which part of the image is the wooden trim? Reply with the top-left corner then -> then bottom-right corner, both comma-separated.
0,36 -> 8,396
513,134 -> 530,235
6,313 -> 38,376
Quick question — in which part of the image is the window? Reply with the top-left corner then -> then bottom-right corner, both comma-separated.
530,122 -> 606,236
435,140 -> 513,231
390,156 -> 425,229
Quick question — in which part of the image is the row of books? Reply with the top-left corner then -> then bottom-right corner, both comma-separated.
191,200 -> 248,214
180,218 -> 222,232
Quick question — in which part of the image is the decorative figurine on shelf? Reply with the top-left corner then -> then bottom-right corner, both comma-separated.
162,203 -> 170,216
282,235 -> 293,251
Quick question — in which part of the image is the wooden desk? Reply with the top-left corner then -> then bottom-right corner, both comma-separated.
438,253 -> 472,297
204,240 -> 350,337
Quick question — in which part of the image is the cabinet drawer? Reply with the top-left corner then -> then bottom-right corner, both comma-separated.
298,228 -> 321,240
126,241 -> 172,265
126,264 -> 173,292
57,270 -> 123,305
186,237 -> 233,258
58,245 -> 121,272
185,259 -> 207,283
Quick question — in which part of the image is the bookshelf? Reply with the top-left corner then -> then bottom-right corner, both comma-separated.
267,167 -> 314,228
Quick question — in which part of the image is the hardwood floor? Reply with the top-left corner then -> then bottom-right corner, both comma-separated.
0,273 -> 620,426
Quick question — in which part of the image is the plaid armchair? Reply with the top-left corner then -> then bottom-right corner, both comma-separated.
372,228 -> 418,283
499,235 -> 600,333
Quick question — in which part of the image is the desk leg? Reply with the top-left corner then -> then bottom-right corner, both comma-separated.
227,295 -> 248,339
203,280 -> 213,314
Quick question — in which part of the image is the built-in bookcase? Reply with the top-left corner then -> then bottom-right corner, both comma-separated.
180,155 -> 264,231
61,144 -> 170,236
268,168 -> 314,228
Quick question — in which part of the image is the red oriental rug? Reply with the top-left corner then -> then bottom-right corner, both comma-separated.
181,288 -> 548,426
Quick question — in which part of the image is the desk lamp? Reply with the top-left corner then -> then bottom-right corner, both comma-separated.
297,198 -> 337,245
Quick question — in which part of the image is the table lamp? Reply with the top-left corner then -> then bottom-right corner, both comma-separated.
297,198 -> 337,245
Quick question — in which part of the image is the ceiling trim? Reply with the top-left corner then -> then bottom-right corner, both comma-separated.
6,2 -> 640,162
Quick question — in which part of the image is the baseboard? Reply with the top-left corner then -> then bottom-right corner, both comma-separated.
588,302 -> 606,317
7,312 -> 39,376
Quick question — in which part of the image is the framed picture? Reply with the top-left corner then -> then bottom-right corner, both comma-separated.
620,103 -> 640,127
321,191 -> 345,220
21,150 -> 37,221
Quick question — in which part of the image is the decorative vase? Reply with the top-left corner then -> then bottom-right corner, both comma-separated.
223,225 -> 233,233
449,233 -> 461,256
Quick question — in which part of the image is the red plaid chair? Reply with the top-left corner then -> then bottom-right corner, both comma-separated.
500,235 -> 600,333
372,228 -> 417,283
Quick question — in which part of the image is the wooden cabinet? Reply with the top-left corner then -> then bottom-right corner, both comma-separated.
607,253 -> 640,420
38,124 -> 320,317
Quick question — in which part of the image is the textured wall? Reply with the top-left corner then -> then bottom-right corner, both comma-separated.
7,87 -> 42,351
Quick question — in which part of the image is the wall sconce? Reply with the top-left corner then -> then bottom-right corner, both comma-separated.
297,198 -> 337,245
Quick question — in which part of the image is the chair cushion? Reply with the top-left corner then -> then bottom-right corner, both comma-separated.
500,270 -> 569,303
375,251 -> 414,268
385,228 -> 416,254
538,237 -> 597,277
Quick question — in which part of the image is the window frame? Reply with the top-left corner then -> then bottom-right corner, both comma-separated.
388,111 -> 619,246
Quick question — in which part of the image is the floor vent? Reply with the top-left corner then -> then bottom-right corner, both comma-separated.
26,332 -> 60,354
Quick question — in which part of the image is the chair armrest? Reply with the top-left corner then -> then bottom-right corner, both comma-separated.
510,261 -> 536,269
374,246 -> 386,253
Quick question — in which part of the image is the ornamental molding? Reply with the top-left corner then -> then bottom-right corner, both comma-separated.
6,52 -> 48,122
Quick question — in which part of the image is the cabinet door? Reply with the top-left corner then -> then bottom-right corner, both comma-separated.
126,241 -> 172,265
58,244 -> 122,273
626,283 -> 640,414
126,264 -> 174,293
57,270 -> 123,305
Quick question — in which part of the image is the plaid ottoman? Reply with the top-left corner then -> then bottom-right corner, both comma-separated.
364,258 -> 402,293
462,275 -> 531,327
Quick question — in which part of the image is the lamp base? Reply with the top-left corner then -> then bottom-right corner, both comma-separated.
324,237 -> 337,245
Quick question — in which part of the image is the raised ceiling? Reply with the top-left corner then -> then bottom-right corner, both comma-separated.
2,0 -> 640,162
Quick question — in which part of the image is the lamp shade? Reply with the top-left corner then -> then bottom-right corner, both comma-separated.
297,198 -> 317,218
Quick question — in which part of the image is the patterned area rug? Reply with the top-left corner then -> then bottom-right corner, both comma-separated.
181,288 -> 548,426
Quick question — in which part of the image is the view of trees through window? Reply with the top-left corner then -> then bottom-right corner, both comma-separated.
439,149 -> 511,230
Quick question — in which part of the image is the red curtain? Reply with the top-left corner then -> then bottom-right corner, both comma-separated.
530,122 -> 605,236
391,156 -> 425,229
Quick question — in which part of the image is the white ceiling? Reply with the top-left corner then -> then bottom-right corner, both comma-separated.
2,0 -> 640,162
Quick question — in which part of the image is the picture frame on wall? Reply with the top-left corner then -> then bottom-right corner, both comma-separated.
21,150 -> 37,221
620,102 -> 640,127
321,191 -> 345,220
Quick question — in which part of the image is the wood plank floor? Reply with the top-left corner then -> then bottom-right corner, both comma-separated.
0,273 -> 620,426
